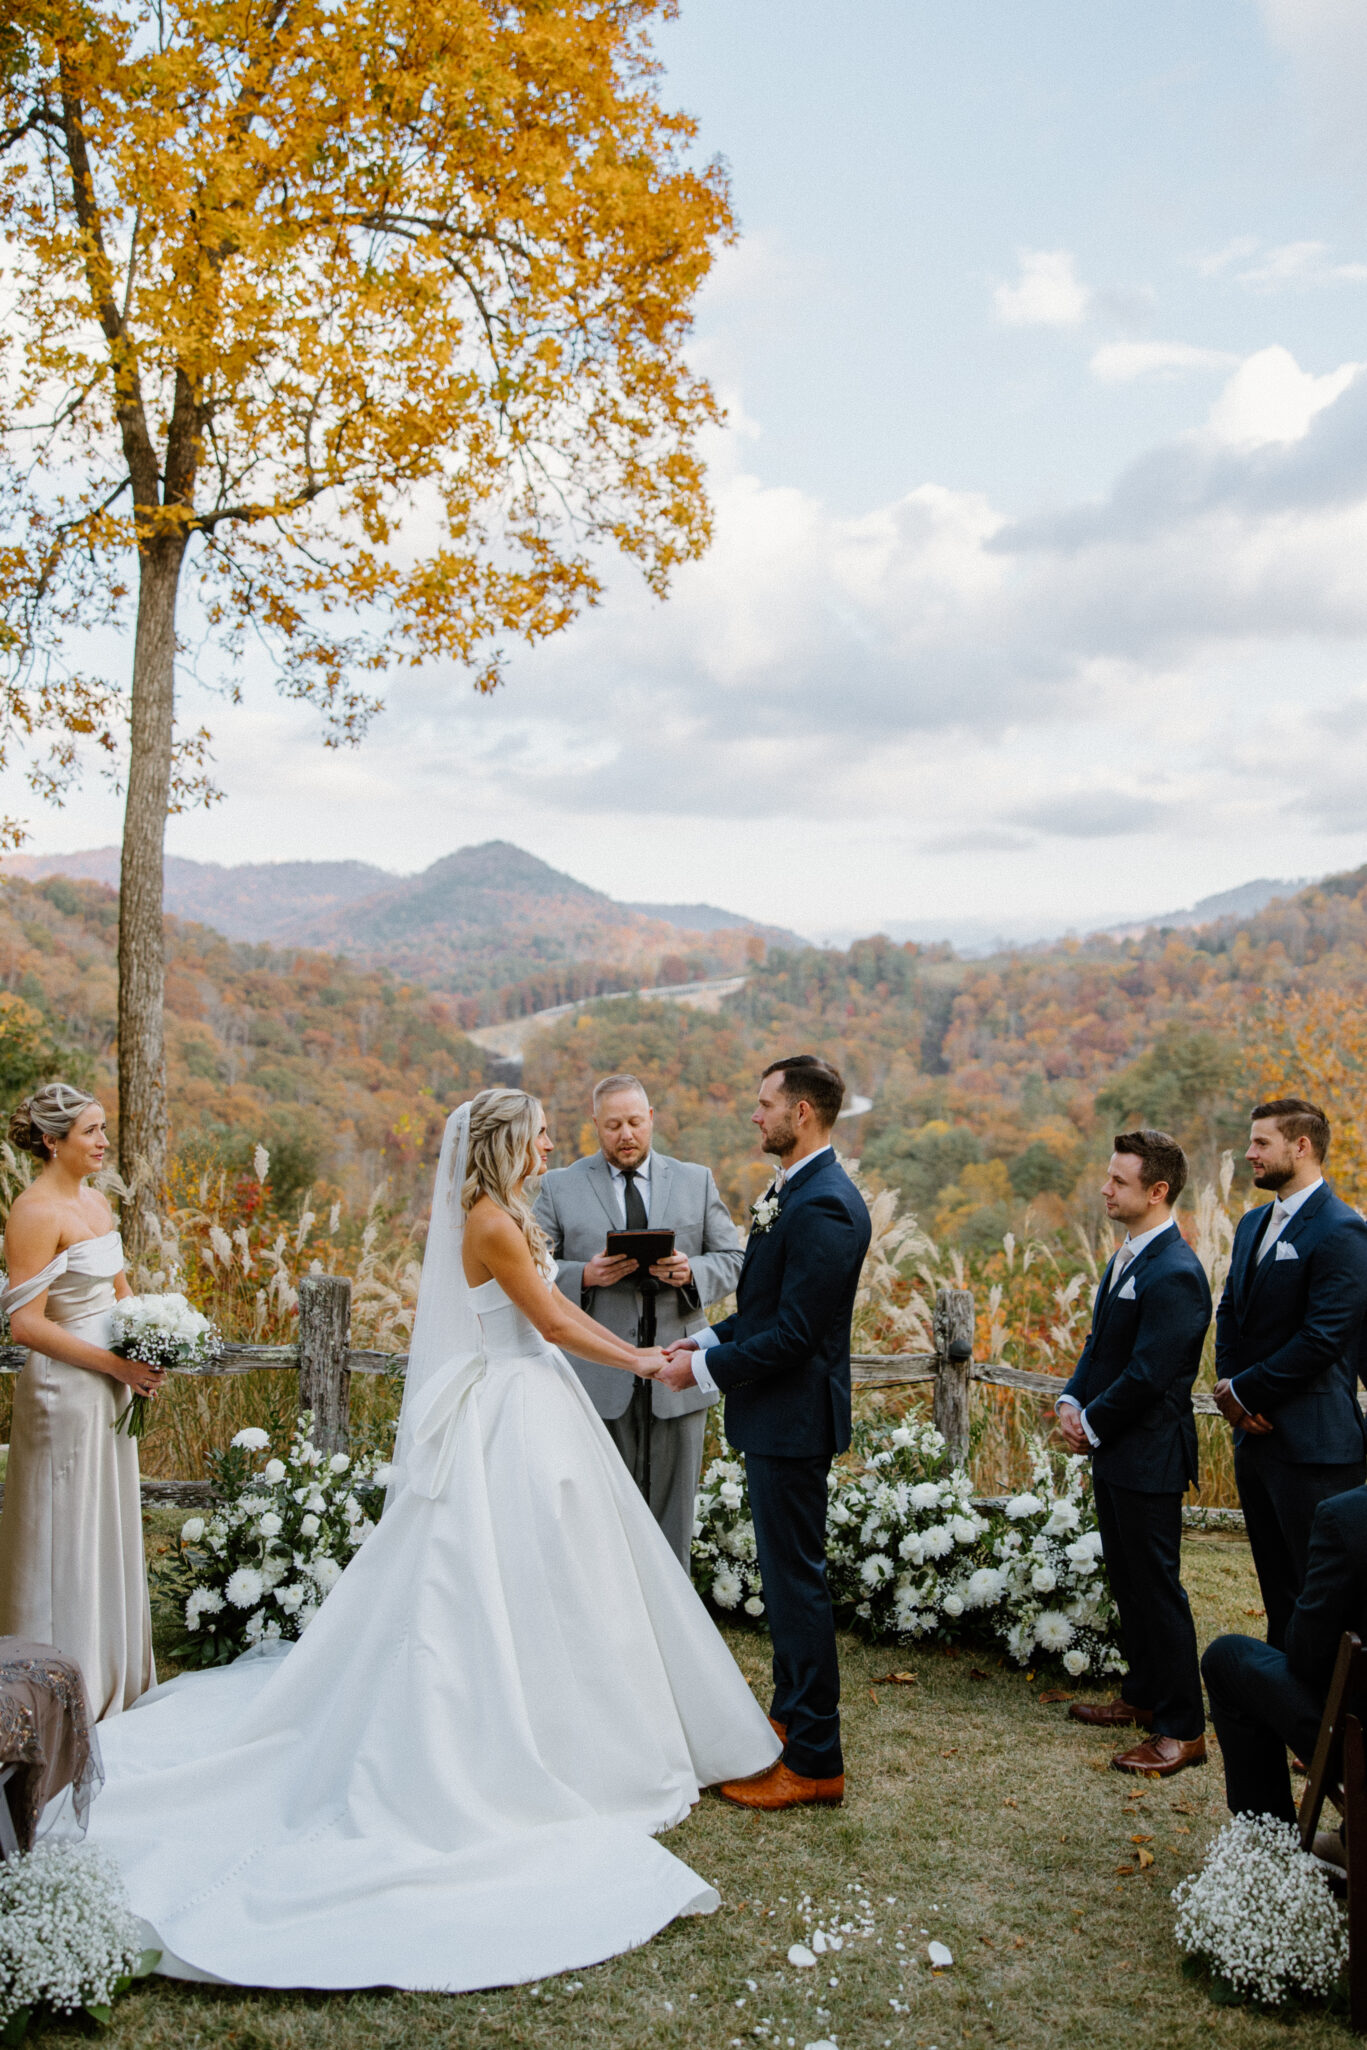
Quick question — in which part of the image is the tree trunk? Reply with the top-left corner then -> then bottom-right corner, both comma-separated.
118,536 -> 185,1266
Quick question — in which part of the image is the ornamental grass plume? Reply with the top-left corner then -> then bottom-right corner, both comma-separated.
1173,1814 -> 1348,2005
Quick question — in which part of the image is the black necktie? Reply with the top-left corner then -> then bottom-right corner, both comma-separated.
622,1168 -> 648,1231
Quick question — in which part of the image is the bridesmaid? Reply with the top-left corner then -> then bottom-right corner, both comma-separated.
0,1084 -> 162,1718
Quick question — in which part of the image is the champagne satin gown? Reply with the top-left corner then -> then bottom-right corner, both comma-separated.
0,1232 -> 154,1719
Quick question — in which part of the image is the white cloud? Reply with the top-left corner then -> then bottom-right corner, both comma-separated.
1203,345 -> 1361,448
1258,2 -> 1367,174
1090,341 -> 1239,384
992,249 -> 1092,328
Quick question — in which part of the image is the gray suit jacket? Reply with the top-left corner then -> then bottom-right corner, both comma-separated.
534,1152 -> 742,1419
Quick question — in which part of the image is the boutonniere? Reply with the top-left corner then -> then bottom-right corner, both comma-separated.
750,1189 -> 780,1236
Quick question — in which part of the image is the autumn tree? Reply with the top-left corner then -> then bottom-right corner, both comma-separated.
0,0 -> 730,1248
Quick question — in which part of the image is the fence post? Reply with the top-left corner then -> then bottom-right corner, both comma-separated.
933,1286 -> 975,1467
298,1275 -> 352,1455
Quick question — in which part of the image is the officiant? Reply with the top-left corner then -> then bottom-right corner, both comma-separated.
534,1074 -> 743,1567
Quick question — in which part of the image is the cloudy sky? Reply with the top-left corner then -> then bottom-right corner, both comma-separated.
11,0 -> 1367,942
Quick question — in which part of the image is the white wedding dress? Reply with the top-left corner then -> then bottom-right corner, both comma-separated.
78,1106 -> 779,1991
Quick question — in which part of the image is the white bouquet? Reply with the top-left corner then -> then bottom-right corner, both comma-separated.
157,1414 -> 390,1666
109,1291 -> 221,1438
985,1440 -> 1126,1677
1174,1813 -> 1348,2005
0,1841 -> 157,2039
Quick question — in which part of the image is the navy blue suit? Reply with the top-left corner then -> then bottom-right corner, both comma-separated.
1062,1223 -> 1212,1738
707,1149 -> 871,1779
1203,1487 -> 1367,1823
1216,1183 -> 1367,1647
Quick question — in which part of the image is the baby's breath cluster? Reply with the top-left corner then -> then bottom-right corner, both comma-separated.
156,1414 -> 389,1666
109,1290 -> 221,1438
1173,1814 -> 1348,2005
692,1414 -> 1123,1673
0,1842 -> 150,2037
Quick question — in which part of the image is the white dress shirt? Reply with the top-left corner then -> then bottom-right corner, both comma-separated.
1254,1177 -> 1322,1262
1059,1216 -> 1177,1448
607,1151 -> 653,1224
689,1145 -> 835,1395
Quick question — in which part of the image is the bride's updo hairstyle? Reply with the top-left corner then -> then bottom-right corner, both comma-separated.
460,1088 -> 552,1275
9,1081 -> 97,1162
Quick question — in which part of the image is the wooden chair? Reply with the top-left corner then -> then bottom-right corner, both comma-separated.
1297,1631 -> 1367,2030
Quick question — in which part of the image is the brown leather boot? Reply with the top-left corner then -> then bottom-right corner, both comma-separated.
1111,1734 -> 1206,1777
717,1762 -> 844,1809
1068,1698 -> 1154,1729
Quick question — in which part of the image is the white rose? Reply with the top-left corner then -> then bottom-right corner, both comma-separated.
329,1452 -> 350,1474
743,1595 -> 765,1617
890,1425 -> 912,1448
257,1512 -> 283,1539
1046,1500 -> 1081,1535
1031,1565 -> 1057,1594
718,1482 -> 743,1510
263,1459 -> 287,1484
299,1514 -> 320,1538
232,1428 -> 271,1452
951,1516 -> 980,1545
180,1516 -> 205,1543
372,1464 -> 393,1489
1006,1492 -> 1044,1520
941,1593 -> 965,1618
275,1584 -> 305,1614
1063,1648 -> 1090,1677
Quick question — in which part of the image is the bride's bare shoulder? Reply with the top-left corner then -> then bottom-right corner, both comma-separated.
462,1196 -> 532,1284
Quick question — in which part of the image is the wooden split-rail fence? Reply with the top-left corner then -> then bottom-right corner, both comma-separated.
0,1277 -> 1242,1524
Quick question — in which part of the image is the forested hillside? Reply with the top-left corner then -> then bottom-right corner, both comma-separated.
525,867 -> 1367,1232
0,874 -> 487,1211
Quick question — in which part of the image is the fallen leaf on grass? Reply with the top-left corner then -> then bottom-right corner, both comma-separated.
1170,1801 -> 1195,1815
873,1672 -> 918,1686
969,1669 -> 990,1681
1244,1607 -> 1265,1619
1002,1797 -> 1018,1809
1013,1937 -> 1026,1949
1129,1834 -> 1153,1844
979,1935 -> 994,1947
1086,1758 -> 1110,1771
1038,1690 -> 1076,1705
1136,1848 -> 1155,1871
869,1689 -> 879,1704
1115,1863 -> 1136,1877
940,1748 -> 958,1758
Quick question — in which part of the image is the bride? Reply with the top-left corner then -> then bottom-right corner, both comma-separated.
80,1088 -> 780,1990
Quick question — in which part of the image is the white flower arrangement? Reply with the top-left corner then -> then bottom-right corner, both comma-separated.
750,1189 -> 780,1236
109,1291 -> 221,1439
0,1842 -> 157,2039
691,1416 -> 1124,1674
155,1414 -> 387,1667
1173,1814 -> 1348,2005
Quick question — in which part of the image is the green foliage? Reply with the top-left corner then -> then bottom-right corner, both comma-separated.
1095,1026 -> 1250,1167
1009,1140 -> 1078,1200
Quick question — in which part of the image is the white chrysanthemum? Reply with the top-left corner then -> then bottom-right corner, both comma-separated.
184,1586 -> 225,1627
309,1556 -> 343,1596
711,1566 -> 743,1609
920,1524 -> 954,1559
1034,1610 -> 1074,1653
232,1428 -> 270,1452
1063,1648 -> 1089,1677
180,1516 -> 205,1543
372,1463 -> 393,1489
965,1567 -> 1005,1609
909,1482 -> 942,1512
1173,1814 -> 1347,2003
1006,1492 -> 1044,1520
860,1553 -> 894,1589
890,1425 -> 913,1449
225,1567 -> 265,1608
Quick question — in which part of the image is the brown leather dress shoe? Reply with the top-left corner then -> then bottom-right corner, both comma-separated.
768,1717 -> 787,1742
1111,1734 -> 1206,1777
717,1761 -> 844,1809
1068,1698 -> 1154,1729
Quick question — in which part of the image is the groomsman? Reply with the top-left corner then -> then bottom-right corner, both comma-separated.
1058,1130 -> 1212,1778
1214,1097 -> 1367,1649
534,1073 -> 742,1568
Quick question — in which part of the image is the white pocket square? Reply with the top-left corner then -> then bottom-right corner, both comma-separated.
1117,1276 -> 1137,1299
1274,1239 -> 1300,1261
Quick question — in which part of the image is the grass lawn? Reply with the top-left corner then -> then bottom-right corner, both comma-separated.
68,1527 -> 1350,2050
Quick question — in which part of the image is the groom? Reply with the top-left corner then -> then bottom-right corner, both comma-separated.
657,1055 -> 871,1811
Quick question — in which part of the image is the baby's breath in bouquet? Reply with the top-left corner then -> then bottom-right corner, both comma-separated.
109,1292 -> 221,1438
1174,1814 -> 1347,2006
0,1841 -> 158,2040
